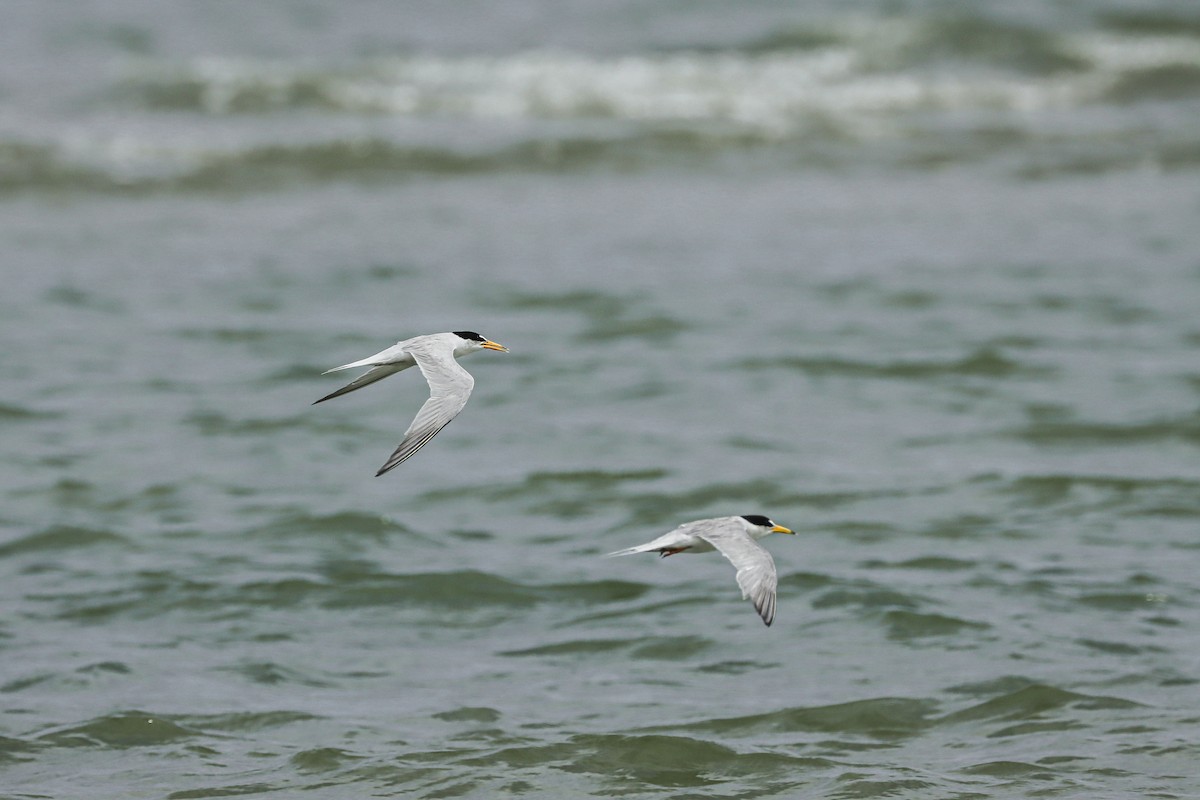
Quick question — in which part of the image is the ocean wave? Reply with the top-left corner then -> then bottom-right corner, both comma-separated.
0,129 -> 790,193
217,661 -> 334,687
475,732 -> 810,785
0,524 -> 132,558
665,697 -> 937,738
810,583 -> 924,612
656,683 -> 1144,745
862,556 -> 977,571
118,22 -> 1200,122
122,47 -> 989,122
880,609 -> 990,640
500,634 -> 711,660
993,473 -> 1200,516
1007,415 -> 1200,446
1,116 -> 1196,194
432,707 -> 501,723
1099,9 -> 1200,38
177,710 -> 321,733
739,346 -> 1049,380
0,401 -> 62,421
940,684 -> 1142,725
290,746 -> 363,773
37,710 -> 202,748
314,571 -> 649,611
45,569 -> 650,622
0,734 -> 36,764
2,18 -> 1195,193
244,511 -> 417,541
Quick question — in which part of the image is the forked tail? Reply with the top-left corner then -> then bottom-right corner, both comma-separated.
604,544 -> 655,558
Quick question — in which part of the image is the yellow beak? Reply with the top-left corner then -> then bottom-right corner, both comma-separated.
771,525 -> 795,534
482,340 -> 509,352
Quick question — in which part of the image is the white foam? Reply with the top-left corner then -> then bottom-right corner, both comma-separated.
29,24 -> 1191,187
1067,32 -> 1200,72
136,46 -> 1123,140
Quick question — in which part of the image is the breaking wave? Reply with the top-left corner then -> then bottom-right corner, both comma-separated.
3,16 -> 1200,192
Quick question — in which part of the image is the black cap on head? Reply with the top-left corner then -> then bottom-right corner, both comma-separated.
741,515 -> 774,527
453,331 -> 487,342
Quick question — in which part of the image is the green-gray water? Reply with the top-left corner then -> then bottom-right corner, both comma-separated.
3,3 -> 1200,798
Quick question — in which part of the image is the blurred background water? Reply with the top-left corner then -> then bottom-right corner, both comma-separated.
2,2 -> 1200,798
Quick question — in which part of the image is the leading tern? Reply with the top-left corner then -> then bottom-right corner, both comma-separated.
313,331 -> 508,475
607,515 -> 795,626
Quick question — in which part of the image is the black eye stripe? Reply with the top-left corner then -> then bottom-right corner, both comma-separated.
741,515 -> 773,527
453,331 -> 487,342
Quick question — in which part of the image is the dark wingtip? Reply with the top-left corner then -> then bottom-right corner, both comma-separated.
754,595 -> 775,627
376,456 -> 404,476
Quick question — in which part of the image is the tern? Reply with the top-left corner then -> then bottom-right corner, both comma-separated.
313,331 -> 508,475
607,515 -> 795,626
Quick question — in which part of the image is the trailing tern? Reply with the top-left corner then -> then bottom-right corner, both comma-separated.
314,331 -> 508,475
607,515 -> 795,626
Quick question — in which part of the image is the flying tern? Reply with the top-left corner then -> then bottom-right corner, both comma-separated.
607,515 -> 795,626
314,331 -> 508,475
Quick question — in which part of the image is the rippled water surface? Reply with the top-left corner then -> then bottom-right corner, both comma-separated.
3,2 -> 1200,798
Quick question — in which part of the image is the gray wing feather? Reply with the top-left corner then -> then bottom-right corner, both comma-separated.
375,345 -> 474,475
314,341 -> 417,404
313,363 -> 407,405
605,520 -> 714,557
696,527 -> 779,626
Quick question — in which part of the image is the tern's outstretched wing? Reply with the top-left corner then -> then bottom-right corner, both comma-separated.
375,346 -> 474,475
313,363 -> 409,405
696,527 -> 778,626
605,520 -> 711,557
313,342 -> 416,405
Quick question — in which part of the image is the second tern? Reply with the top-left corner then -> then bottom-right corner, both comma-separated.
607,515 -> 795,626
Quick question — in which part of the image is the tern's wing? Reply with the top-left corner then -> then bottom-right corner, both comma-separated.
313,363 -> 408,405
374,346 -> 474,475
605,520 -> 710,557
696,527 -> 778,626
313,343 -> 416,405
